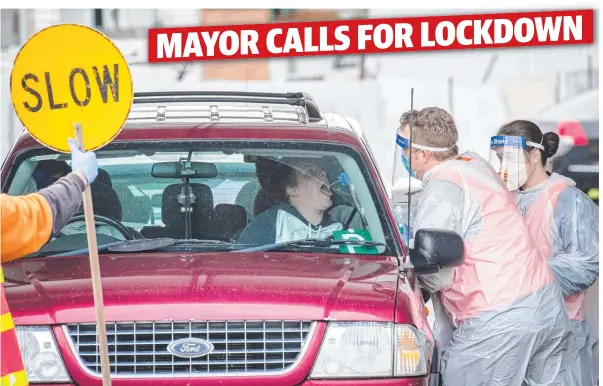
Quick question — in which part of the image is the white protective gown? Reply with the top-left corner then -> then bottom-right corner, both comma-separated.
412,152 -> 575,386
514,172 -> 599,386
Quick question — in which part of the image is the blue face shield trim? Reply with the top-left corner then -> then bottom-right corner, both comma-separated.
396,134 -> 416,178
396,133 -> 410,149
401,153 -> 416,178
490,135 -> 526,148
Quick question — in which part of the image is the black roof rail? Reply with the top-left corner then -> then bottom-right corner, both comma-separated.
132,91 -> 324,123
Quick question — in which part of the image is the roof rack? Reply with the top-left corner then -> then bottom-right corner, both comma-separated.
128,91 -> 325,125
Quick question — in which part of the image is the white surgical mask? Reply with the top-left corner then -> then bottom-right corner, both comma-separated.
503,164 -> 528,191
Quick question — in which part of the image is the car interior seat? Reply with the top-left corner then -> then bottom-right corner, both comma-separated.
253,189 -> 281,217
83,169 -> 123,221
33,159 -> 72,190
140,183 -> 214,239
235,180 -> 260,223
209,204 -> 247,242
114,186 -> 153,225
65,169 -> 145,239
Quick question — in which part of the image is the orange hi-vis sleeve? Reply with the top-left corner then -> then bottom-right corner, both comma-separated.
1,193 -> 53,263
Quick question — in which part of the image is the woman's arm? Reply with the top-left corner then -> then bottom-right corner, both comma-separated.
413,179 -> 465,293
547,188 -> 599,297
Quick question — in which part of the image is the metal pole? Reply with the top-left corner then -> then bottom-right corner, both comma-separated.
555,73 -> 561,103
358,9 -> 369,81
18,10 -> 28,45
448,77 -> 454,116
481,53 -> 499,84
359,54 -> 366,80
587,54 -> 594,90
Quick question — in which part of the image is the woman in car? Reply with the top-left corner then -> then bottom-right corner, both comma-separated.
495,120 -> 599,386
238,159 -> 344,247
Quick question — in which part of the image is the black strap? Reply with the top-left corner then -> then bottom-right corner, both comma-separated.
343,208 -> 358,229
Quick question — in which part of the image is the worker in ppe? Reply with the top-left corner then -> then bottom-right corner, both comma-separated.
493,119 -> 599,386
396,107 -> 573,386
1,138 -> 98,386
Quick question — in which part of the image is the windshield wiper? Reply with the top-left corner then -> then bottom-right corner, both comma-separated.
47,238 -> 238,257
108,238 -> 240,253
236,238 -> 386,253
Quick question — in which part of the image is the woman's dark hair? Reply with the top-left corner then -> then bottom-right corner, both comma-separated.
255,157 -> 325,202
255,157 -> 296,202
496,120 -> 560,166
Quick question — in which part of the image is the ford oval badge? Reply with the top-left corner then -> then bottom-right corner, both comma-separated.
166,338 -> 214,358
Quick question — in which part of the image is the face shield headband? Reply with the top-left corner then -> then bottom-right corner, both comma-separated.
396,133 -> 456,178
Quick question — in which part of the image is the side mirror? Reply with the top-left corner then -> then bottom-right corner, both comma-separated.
409,229 -> 464,274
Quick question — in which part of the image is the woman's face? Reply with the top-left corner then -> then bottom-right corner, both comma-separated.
495,147 -> 541,190
288,166 -> 333,211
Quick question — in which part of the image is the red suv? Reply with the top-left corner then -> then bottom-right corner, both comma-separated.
1,91 -> 463,386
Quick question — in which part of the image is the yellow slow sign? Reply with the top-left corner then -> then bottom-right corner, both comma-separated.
10,24 -> 133,153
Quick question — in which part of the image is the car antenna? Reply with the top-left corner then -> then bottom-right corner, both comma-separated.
407,88 -> 414,241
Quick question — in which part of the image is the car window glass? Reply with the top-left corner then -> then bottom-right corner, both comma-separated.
4,143 -> 392,256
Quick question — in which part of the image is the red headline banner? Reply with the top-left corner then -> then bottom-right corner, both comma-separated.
148,9 -> 595,63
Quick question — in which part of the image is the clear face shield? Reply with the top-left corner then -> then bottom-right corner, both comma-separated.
393,129 -> 456,245
488,135 -> 543,191
393,129 -> 456,183
394,132 -> 413,182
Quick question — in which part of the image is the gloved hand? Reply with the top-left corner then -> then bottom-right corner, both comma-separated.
68,138 -> 98,184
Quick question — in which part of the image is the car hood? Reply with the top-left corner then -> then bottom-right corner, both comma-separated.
3,252 -> 401,325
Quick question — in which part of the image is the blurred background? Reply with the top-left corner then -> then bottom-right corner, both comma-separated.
1,8 -> 599,203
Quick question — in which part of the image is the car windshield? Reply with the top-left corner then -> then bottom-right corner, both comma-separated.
4,141 -> 393,257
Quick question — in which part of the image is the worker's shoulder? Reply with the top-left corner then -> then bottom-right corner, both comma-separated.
558,184 -> 599,213
0,192 -> 49,213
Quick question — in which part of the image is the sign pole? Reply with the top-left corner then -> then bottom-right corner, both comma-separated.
75,123 -> 112,386
10,24 -> 133,386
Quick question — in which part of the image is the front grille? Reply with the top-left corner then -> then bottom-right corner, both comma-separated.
64,321 -> 314,377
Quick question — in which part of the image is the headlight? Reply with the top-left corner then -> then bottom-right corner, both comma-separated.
16,326 -> 70,383
310,322 -> 428,379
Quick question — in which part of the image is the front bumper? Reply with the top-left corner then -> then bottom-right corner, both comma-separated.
34,379 -> 429,386
301,378 -> 429,385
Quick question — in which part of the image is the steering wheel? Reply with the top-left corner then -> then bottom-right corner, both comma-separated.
62,214 -> 137,241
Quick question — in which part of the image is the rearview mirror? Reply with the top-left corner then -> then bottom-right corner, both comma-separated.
151,162 -> 218,178
409,229 -> 464,274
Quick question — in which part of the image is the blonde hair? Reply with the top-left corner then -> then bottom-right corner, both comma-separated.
399,107 -> 459,161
